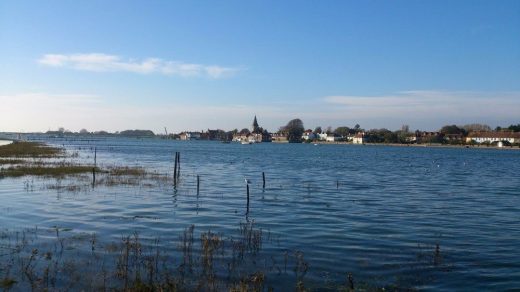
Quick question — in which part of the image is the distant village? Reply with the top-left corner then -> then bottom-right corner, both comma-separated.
174,117 -> 520,147
2,116 -> 520,147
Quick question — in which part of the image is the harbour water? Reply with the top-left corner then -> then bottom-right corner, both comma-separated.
1,137 -> 519,290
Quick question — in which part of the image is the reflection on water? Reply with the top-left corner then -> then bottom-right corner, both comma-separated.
1,137 -> 519,290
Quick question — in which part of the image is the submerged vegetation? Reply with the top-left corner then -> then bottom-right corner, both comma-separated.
0,142 -> 62,158
0,165 -> 96,178
0,222 -> 445,291
0,142 -> 159,184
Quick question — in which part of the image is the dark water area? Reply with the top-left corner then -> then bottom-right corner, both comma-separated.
1,137 -> 519,290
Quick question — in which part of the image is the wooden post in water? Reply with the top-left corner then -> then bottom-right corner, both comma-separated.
246,183 -> 250,214
262,172 -> 266,190
92,167 -> 96,187
94,147 -> 97,167
173,152 -> 178,187
177,152 -> 181,180
197,175 -> 200,195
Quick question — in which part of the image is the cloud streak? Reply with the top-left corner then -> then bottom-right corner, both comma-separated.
318,90 -> 520,130
38,53 -> 240,78
2,90 -> 519,133
323,90 -> 520,117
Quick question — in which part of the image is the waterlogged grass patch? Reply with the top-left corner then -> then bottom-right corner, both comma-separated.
0,278 -> 17,289
108,166 -> 146,176
0,158 -> 26,165
0,165 -> 96,178
0,141 -> 62,158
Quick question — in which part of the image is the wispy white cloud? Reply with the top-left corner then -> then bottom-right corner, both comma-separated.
38,53 -> 241,78
321,90 -> 520,129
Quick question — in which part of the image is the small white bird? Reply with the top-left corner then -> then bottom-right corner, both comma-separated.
244,178 -> 251,184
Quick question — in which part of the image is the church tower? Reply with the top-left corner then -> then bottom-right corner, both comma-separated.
252,115 -> 260,133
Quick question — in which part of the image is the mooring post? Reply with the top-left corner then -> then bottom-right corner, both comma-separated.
94,147 -> 97,167
197,175 -> 200,195
246,183 -> 250,214
92,167 -> 96,187
177,152 -> 181,179
262,172 -> 266,190
348,273 -> 354,290
173,152 -> 178,186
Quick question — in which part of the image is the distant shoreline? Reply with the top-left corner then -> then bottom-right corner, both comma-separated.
305,141 -> 520,150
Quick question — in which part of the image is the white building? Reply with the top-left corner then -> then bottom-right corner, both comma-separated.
352,132 -> 365,144
466,132 -> 520,144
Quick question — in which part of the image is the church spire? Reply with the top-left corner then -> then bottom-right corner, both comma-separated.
252,115 -> 260,133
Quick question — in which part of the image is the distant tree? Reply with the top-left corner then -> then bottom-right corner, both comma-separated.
314,126 -> 322,134
384,131 -> 398,143
364,129 -> 383,143
282,118 -> 304,143
58,127 -> 65,133
351,124 -> 364,134
508,124 -> 520,132
119,130 -> 155,137
495,126 -> 502,131
463,123 -> 491,133
325,126 -> 332,134
79,129 -> 89,134
239,128 -> 250,135
401,124 -> 410,133
440,125 -> 466,135
333,126 -> 350,137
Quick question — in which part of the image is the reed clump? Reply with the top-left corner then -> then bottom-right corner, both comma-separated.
0,158 -> 25,165
0,142 -> 62,158
0,165 -> 97,178
0,223 -> 441,291
108,166 -> 146,176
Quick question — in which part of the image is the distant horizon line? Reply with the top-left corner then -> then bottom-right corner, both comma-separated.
1,122 -> 518,136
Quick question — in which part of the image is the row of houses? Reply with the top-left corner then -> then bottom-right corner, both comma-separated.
176,117 -> 520,145
351,131 -> 520,145
179,130 -> 229,141
466,131 -> 520,144
302,131 -> 345,142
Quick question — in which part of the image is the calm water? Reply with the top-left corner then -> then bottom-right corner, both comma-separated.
1,137 -> 519,290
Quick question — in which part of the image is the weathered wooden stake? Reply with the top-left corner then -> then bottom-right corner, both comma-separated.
177,152 -> 181,179
92,167 -> 96,187
173,152 -> 178,186
94,147 -> 97,167
246,183 -> 250,214
197,175 -> 200,195
262,172 -> 266,190
336,180 -> 339,189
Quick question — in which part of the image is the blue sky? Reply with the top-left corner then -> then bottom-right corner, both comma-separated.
1,0 -> 519,133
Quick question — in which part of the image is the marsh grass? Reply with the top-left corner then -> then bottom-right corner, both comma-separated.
0,159 -> 26,165
0,142 -> 62,158
0,141 -> 171,190
0,221 -> 445,291
0,165 -> 97,178
0,222 -> 325,291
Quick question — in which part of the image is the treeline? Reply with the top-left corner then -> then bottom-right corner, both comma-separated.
45,129 -> 155,137
279,118 -> 520,144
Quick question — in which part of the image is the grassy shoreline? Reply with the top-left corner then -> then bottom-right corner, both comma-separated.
0,142 -> 162,182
